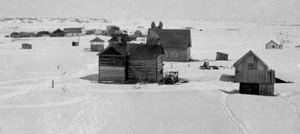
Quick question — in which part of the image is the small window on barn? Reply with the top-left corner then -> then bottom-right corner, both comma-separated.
272,45 -> 275,48
247,63 -> 256,70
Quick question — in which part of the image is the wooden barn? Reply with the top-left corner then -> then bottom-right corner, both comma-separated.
97,43 -> 164,83
147,29 -> 191,62
216,52 -> 228,61
266,40 -> 282,49
127,44 -> 164,83
233,50 -> 275,96
22,43 -> 32,49
108,34 -> 131,46
51,28 -> 65,37
64,27 -> 86,37
90,37 -> 105,52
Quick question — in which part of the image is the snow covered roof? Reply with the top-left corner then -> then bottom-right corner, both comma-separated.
233,50 -> 269,68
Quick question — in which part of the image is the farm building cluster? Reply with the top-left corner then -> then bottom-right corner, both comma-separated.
9,21 -> 287,96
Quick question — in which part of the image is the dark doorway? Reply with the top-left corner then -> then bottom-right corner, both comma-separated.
240,83 -> 259,95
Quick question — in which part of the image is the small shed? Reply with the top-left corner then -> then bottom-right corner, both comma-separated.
216,52 -> 228,60
90,37 -> 105,52
233,50 -> 275,96
22,43 -> 32,49
72,41 -> 79,46
266,40 -> 280,49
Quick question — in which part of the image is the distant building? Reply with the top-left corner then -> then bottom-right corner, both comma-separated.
266,40 -> 282,49
90,37 -> 105,52
22,43 -> 32,49
106,26 -> 121,36
63,27 -> 86,37
147,28 -> 191,62
233,50 -> 275,96
51,28 -> 65,37
36,31 -> 51,37
133,30 -> 143,38
108,34 -> 131,46
216,52 -> 228,61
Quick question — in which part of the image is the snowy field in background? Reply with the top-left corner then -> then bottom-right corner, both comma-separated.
0,19 -> 299,134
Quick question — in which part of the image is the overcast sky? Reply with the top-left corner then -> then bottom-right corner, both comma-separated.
0,0 -> 300,23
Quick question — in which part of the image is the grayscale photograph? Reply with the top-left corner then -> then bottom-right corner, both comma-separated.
0,0 -> 299,133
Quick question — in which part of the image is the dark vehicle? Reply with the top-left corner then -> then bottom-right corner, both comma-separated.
200,61 -> 219,70
164,71 -> 179,84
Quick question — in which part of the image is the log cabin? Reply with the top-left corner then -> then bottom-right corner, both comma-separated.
233,50 -> 275,96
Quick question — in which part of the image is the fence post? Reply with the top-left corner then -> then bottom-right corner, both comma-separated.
52,80 -> 54,88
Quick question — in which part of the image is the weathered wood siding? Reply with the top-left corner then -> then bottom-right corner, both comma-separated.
98,55 -> 127,82
99,66 -> 125,82
91,45 -> 104,52
216,52 -> 228,60
128,55 -> 163,83
163,48 -> 190,62
240,83 -> 274,96
234,54 -> 268,82
237,70 -> 275,83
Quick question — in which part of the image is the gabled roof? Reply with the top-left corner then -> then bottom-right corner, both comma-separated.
53,28 -> 65,34
90,37 -> 104,42
127,44 -> 164,60
266,40 -> 279,46
108,34 -> 131,42
97,43 -> 164,60
97,43 -> 128,56
63,28 -> 83,33
233,50 -> 269,68
147,29 -> 191,50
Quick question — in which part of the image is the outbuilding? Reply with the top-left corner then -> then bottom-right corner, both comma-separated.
22,43 -> 32,49
216,52 -> 228,61
90,37 -> 105,52
266,40 -> 282,49
233,50 -> 275,96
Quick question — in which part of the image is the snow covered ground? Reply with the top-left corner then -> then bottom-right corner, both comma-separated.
0,19 -> 300,134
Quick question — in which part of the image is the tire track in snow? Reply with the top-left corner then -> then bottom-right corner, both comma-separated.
0,97 -> 84,109
99,100 -> 137,134
221,93 -> 251,134
280,96 -> 300,121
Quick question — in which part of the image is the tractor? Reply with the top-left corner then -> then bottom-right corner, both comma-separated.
164,71 -> 179,84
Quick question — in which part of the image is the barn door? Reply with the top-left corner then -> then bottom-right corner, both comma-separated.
240,83 -> 259,95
